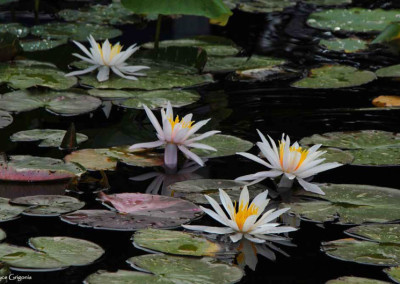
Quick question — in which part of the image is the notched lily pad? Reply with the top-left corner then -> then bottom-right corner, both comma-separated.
0,111 -> 12,129
11,129 -> 88,148
0,198 -> 25,222
345,224 -> 400,244
192,134 -> 253,158
326,276 -> 390,284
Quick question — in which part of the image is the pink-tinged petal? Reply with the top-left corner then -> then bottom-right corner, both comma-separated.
166,101 -> 173,119
143,105 -> 164,139
237,152 -> 273,169
297,178 -> 325,195
145,175 -> 164,194
182,225 -> 234,234
65,65 -> 98,77
178,145 -> 204,166
164,143 -> 178,169
97,66 -> 110,82
129,172 -> 161,181
230,233 -> 243,242
185,143 -> 216,151
184,119 -> 211,139
128,140 -> 164,150
185,130 -> 221,144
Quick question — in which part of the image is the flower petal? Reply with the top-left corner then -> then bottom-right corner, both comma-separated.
182,225 -> 234,234
178,145 -> 204,167
128,140 -> 164,150
97,65 -> 110,82
297,178 -> 325,195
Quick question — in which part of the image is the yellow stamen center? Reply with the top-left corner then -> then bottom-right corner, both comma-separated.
233,201 -> 259,231
279,142 -> 309,170
97,43 -> 123,63
167,115 -> 194,131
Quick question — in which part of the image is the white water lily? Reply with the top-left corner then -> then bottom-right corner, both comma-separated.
128,102 -> 220,167
65,35 -> 149,82
236,130 -> 342,195
182,186 -> 296,243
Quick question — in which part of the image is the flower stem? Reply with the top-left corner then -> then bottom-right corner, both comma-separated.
34,0 -> 40,24
154,14 -> 163,50
278,175 -> 294,189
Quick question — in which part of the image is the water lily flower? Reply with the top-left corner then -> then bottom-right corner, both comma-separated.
236,130 -> 342,195
182,186 -> 296,243
128,102 -> 220,168
65,35 -> 149,82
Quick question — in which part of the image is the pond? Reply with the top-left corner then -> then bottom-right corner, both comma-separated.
1,0 -> 400,283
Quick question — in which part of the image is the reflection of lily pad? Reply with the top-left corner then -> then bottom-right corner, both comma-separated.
0,23 -> 29,38
376,64 -> 400,78
284,183 -> 400,225
86,254 -> 243,284
31,22 -> 121,41
0,60 -> 77,90
192,134 -> 253,158
133,229 -> 229,257
321,238 -> 400,266
345,224 -> 400,244
168,179 -> 264,205
20,38 -> 68,52
292,65 -> 376,89
0,155 -> 85,182
0,90 -> 101,116
307,8 -> 400,33
0,111 -> 12,129
11,195 -> 85,217
319,38 -> 368,53
0,198 -> 26,222
326,276 -> 390,284
384,266 -> 400,284
11,129 -> 88,147
64,147 -> 164,171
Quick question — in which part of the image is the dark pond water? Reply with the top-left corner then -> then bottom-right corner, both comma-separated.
1,0 -> 400,283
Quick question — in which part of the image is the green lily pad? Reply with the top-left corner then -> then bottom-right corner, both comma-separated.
0,90 -> 101,116
30,22 -> 122,42
0,60 -> 77,90
307,8 -> 400,33
349,147 -> 400,166
0,198 -> 25,222
167,179 -> 264,205
384,266 -> 400,284
58,3 -> 139,25
132,229 -> 230,257
237,0 -> 295,14
11,195 -> 85,217
64,147 -> 164,171
319,148 -> 354,164
372,22 -> 400,46
292,65 -> 376,89
376,64 -> 400,78
0,23 -> 29,38
192,134 -> 253,158
204,55 -> 286,73
0,155 -> 85,182
0,236 -> 104,271
319,38 -> 369,53
0,0 -> 18,5
142,35 -> 240,57
321,238 -> 400,266
0,229 -> 5,242
326,276 -> 390,284
345,224 -> 400,244
284,183 -> 400,225
303,0 -> 351,5
11,129 -> 88,147
20,38 -> 68,52
0,111 -> 12,129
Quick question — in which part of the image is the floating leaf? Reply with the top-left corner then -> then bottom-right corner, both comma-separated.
0,24 -> 29,38
321,238 -> 400,266
319,38 -> 368,53
372,96 -> 400,107
191,134 -> 253,158
303,0 -> 351,5
236,0 -> 295,14
11,129 -> 88,148
0,90 -> 101,116
0,60 -> 77,90
372,22 -> 400,46
64,147 -> 163,171
319,148 -> 354,164
168,179 -> 264,205
384,266 -> 400,284
11,195 -> 85,217
349,147 -> 400,166
326,276 -> 390,284
376,64 -> 400,78
0,33 -> 22,62
307,8 -> 400,33
0,229 -> 5,242
0,111 -> 12,129
283,183 -> 400,225
31,23 -> 122,42
20,38 -> 68,52
292,65 -> 376,89
0,155 -> 85,182
345,224 -> 400,244
0,198 -> 25,222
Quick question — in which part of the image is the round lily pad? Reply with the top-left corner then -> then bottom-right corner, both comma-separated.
0,229 -> 5,242
191,134 -> 253,158
372,96 -> 400,107
307,8 -> 400,33
204,55 -> 286,73
0,111 -> 12,129
237,0 -> 295,14
20,38 -> 68,52
0,155 -> 85,182
292,65 -> 376,89
0,23 -> 29,38
64,147 -> 164,171
321,238 -> 400,266
0,236 -> 104,271
0,60 -> 77,90
30,22 -> 122,41
0,90 -> 102,116
11,195 -> 85,217
326,276 -> 390,284
384,266 -> 400,284
349,147 -> 400,166
284,183 -> 400,225
376,64 -> 400,78
0,197 -> 26,222
132,229 -> 230,257
345,224 -> 400,244
319,38 -> 368,53
318,148 -> 354,164
11,129 -> 88,148
167,179 -> 264,205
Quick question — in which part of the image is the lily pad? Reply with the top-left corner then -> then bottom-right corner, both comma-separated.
237,0 -> 295,14
0,60 -> 77,90
0,111 -> 12,129
319,38 -> 369,53
292,65 -> 376,89
11,129 -> 88,148
307,8 -> 400,33
0,155 -> 85,182
345,224 -> 400,244
11,195 -> 85,217
0,90 -> 101,116
133,229 -> 230,257
384,266 -> 400,284
319,148 -> 354,164
284,183 -> 400,225
326,276 -> 390,284
0,229 -> 5,242
0,23 -> 29,38
321,238 -> 400,266
0,236 -> 104,271
30,22 -> 122,42
349,147 -> 400,166
20,38 -> 68,52
167,179 -> 264,205
204,55 -> 286,73
376,64 -> 400,78
303,0 -> 351,5
64,147 -> 164,171
372,96 -> 400,107
0,198 -> 25,222
191,134 -> 253,158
